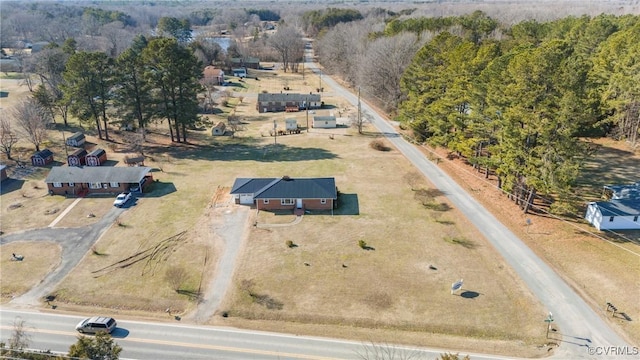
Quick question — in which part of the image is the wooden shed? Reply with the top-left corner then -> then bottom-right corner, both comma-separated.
31,149 -> 54,166
67,148 -> 87,167
66,132 -> 86,147
211,122 -> 226,136
86,148 -> 107,166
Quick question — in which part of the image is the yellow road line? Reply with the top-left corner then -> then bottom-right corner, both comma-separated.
0,326 -> 340,360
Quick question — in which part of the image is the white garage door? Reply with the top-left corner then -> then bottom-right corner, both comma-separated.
239,194 -> 254,204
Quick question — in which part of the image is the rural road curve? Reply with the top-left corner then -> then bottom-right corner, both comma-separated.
306,59 -> 637,359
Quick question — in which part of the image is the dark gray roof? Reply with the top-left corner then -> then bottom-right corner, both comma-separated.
68,132 -> 85,140
231,177 -> 337,199
230,178 -> 277,194
255,177 -> 336,199
69,148 -> 87,157
88,148 -> 106,157
591,200 -> 640,217
604,182 -> 640,200
33,149 -> 53,158
45,166 -> 151,183
257,93 -> 321,103
313,116 -> 336,121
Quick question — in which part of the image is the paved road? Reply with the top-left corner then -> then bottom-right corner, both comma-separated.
0,309 -> 521,360
305,58 -> 637,359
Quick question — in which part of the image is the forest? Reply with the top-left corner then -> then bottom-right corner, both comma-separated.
1,1 -> 639,215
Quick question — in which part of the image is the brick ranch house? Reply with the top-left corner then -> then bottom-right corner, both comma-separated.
45,166 -> 153,196
230,176 -> 337,214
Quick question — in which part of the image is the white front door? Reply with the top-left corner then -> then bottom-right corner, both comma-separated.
296,199 -> 302,208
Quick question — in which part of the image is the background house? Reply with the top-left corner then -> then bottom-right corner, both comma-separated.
31,149 -> 54,166
231,176 -> 337,213
45,166 -> 153,196
231,57 -> 260,69
202,65 -> 224,85
256,93 -> 321,113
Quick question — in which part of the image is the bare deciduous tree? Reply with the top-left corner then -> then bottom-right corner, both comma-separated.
9,98 -> 51,152
0,117 -> 19,160
268,25 -> 304,72
357,32 -> 421,112
357,341 -> 423,360
7,317 -> 31,351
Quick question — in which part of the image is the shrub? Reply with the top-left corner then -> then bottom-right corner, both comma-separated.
358,239 -> 367,249
370,139 -> 391,151
285,240 -> 294,248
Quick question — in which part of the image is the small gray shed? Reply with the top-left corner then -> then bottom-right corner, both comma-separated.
66,132 -> 86,147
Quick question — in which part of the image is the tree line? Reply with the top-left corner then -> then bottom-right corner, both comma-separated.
33,34 -> 203,144
315,12 -> 639,214
396,14 -> 639,213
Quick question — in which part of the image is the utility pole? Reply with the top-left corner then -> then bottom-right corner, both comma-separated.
61,130 -> 69,158
305,95 -> 309,133
273,119 -> 277,144
357,87 -> 362,134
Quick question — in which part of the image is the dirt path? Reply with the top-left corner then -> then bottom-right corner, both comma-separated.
184,202 -> 250,323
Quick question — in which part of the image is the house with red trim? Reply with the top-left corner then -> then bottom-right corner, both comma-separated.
230,176 -> 337,213
45,166 -> 153,196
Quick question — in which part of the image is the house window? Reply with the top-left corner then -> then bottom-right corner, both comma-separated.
320,199 -> 326,204
53,182 -> 62,188
89,182 -> 101,189
634,216 -> 639,222
110,182 -> 119,187
102,183 -> 108,189
281,198 -> 294,205
263,199 -> 269,204
609,216 -> 614,222
68,182 -> 74,186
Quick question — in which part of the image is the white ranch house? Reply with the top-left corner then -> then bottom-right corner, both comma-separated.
585,182 -> 640,230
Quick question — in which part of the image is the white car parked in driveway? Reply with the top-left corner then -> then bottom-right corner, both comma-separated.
113,192 -> 132,207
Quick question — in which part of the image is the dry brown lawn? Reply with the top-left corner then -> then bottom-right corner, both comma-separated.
419,140 -> 640,347
1,69 -> 637,356
0,241 -> 61,299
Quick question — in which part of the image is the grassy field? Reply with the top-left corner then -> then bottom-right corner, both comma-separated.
1,68 -> 638,355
